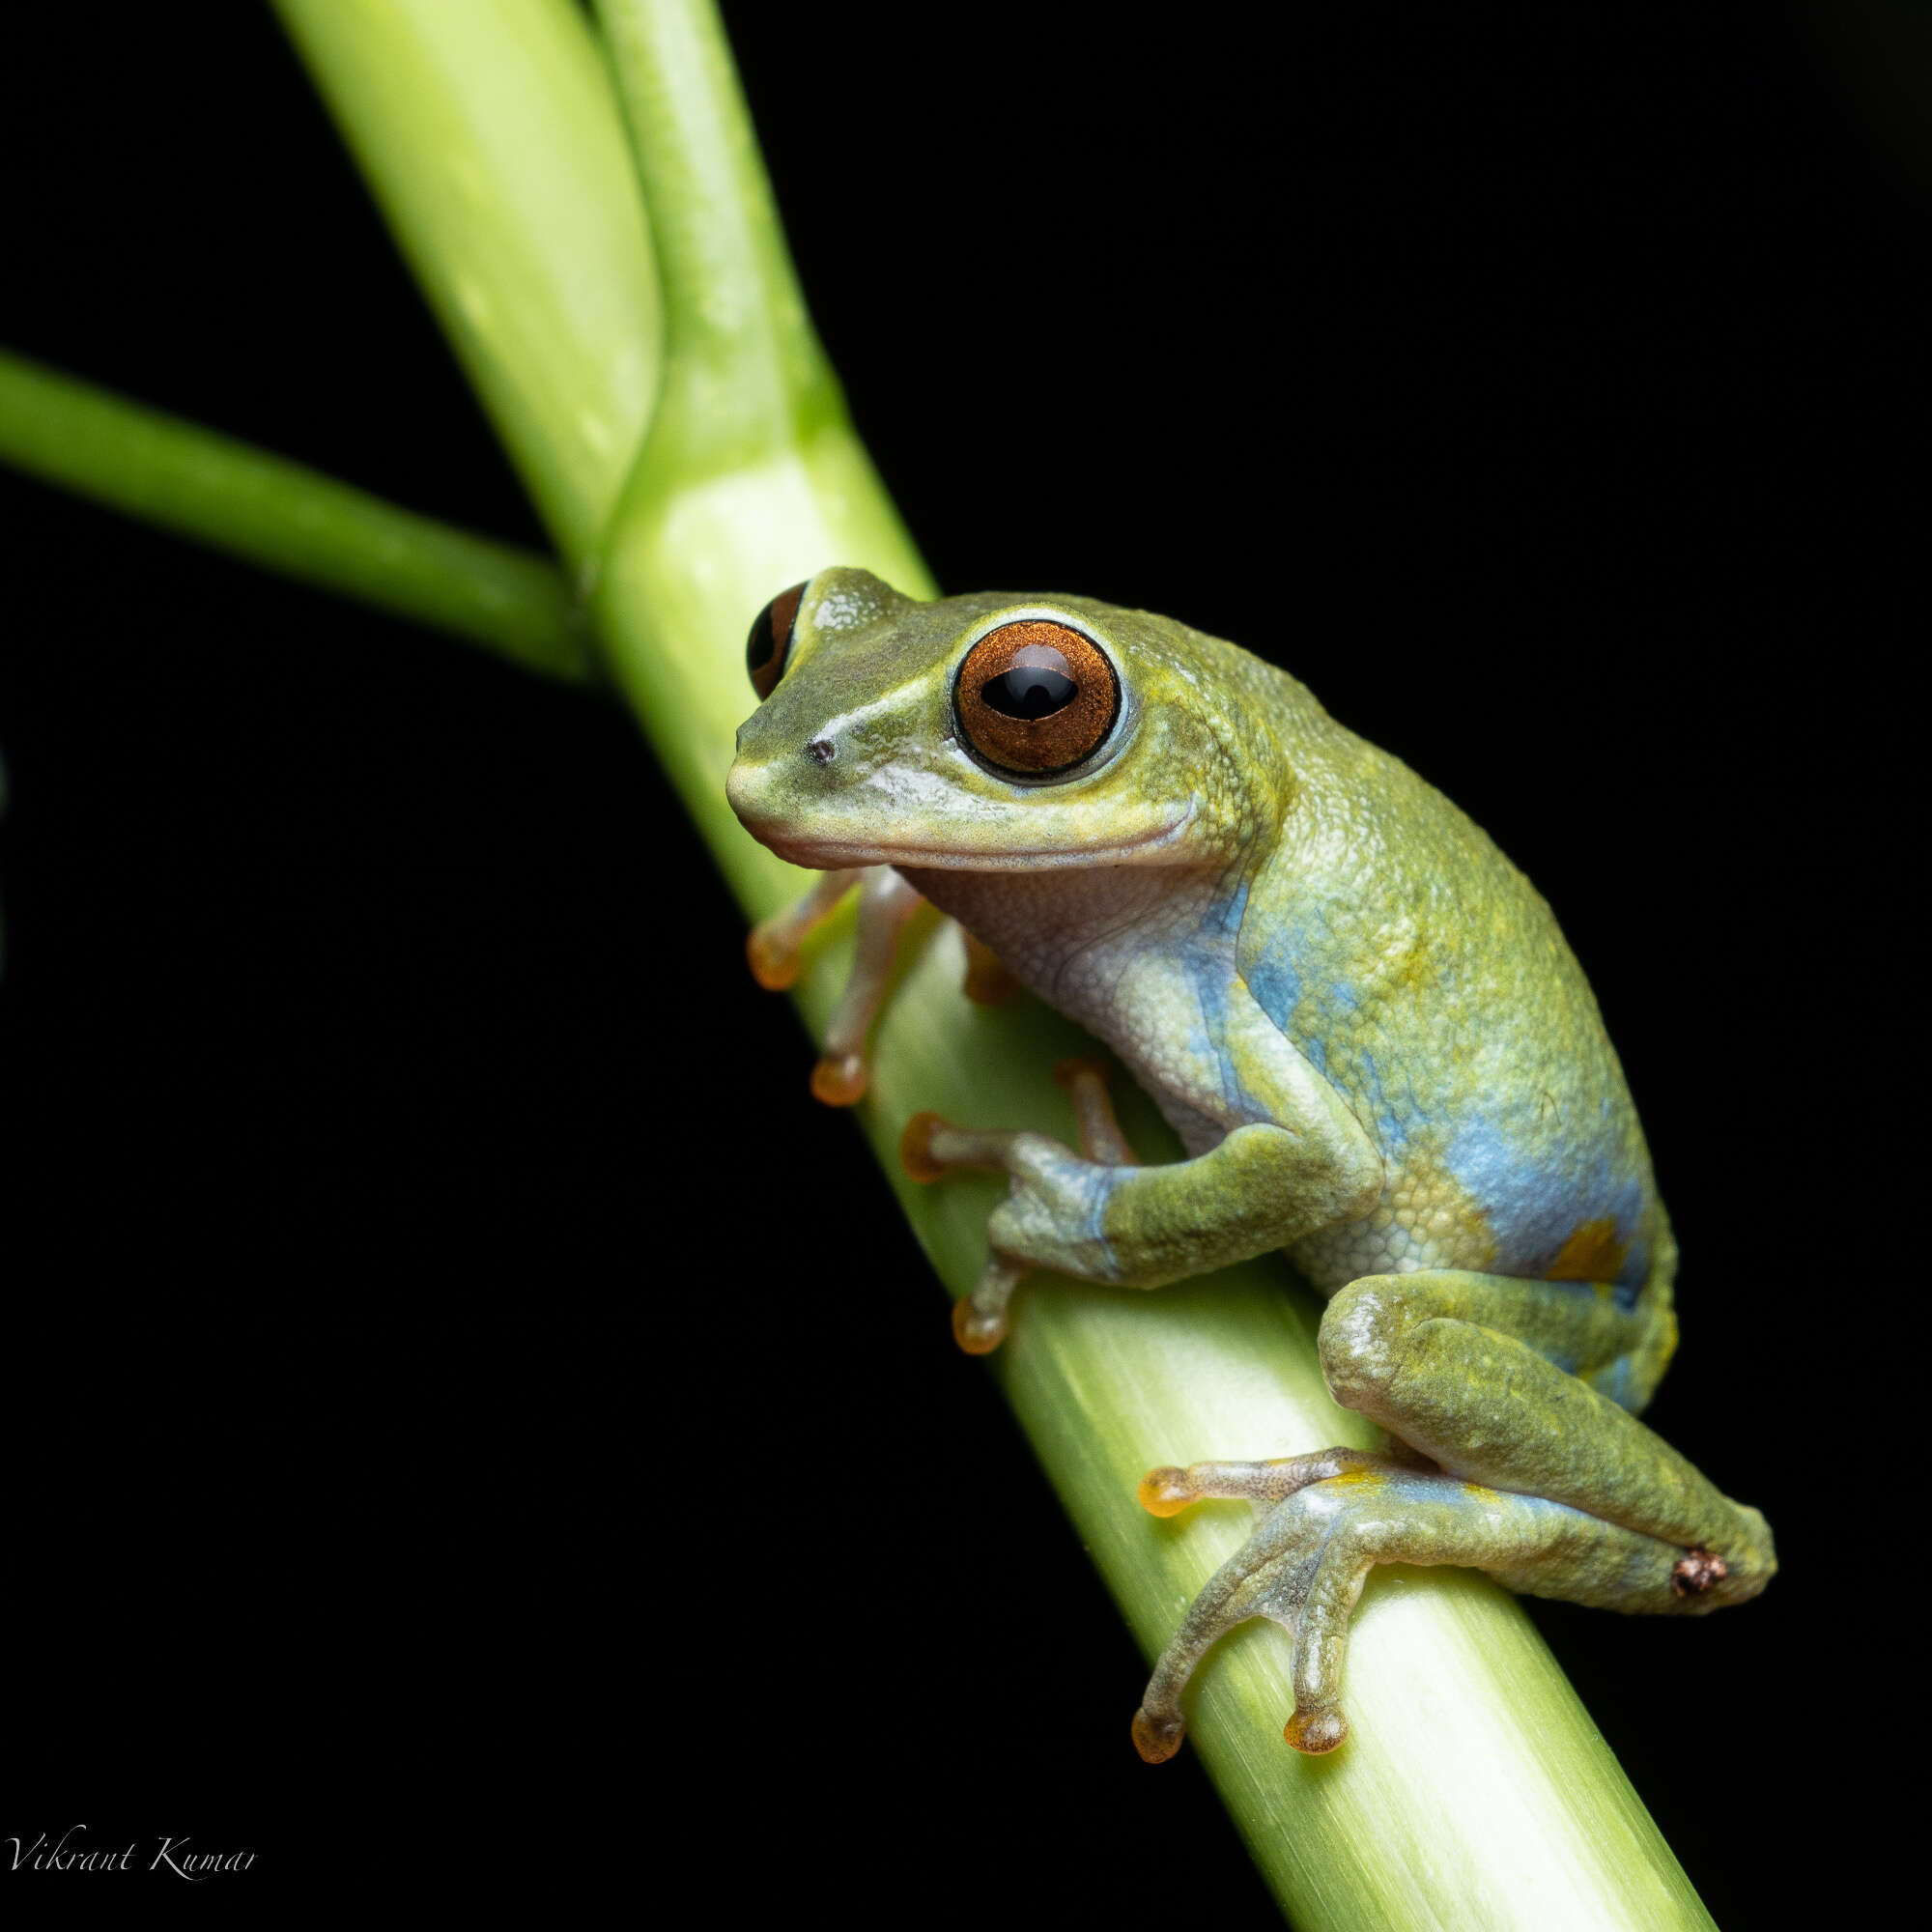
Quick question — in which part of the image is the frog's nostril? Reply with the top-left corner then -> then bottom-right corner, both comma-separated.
806,738 -> 836,766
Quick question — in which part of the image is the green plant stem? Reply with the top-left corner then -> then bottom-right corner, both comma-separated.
268,5 -> 1713,1924
587,0 -> 928,888
0,349 -> 592,682
272,0 -> 661,571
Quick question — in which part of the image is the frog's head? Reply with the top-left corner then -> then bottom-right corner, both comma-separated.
727,568 -> 1276,873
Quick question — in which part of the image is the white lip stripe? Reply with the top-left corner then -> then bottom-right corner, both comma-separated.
761,805 -> 1197,872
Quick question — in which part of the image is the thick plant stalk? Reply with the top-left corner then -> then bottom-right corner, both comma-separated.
274,0 -> 661,569
0,350 -> 592,682
217,4 -> 1710,1923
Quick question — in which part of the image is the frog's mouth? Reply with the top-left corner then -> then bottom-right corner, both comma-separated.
741,806 -> 1197,872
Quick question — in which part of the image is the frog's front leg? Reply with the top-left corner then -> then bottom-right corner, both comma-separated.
902,968 -> 1383,1351
747,865 -> 921,1102
1132,1267 -> 1776,1761
748,869 -> 1020,1105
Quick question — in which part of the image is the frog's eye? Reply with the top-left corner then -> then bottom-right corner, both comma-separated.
747,582 -> 808,700
954,620 -> 1120,777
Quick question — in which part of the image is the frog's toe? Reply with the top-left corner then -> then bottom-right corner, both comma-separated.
746,866 -> 925,1106
745,867 -> 861,992
897,1111 -> 947,1183
1137,1446 -> 1416,1520
897,1113 -> 1021,1182
810,868 -> 924,1107
810,1050 -> 868,1107
1282,1705 -> 1348,1755
951,1258 -> 1024,1355
1136,1471 -> 1350,1761
1052,1056 -> 1139,1165
745,923 -> 802,991
1137,1467 -> 1199,1519
1130,1706 -> 1186,1764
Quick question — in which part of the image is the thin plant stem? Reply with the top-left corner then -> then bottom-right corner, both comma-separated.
0,349 -> 593,682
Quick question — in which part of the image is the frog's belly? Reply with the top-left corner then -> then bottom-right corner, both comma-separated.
1288,1208 -> 1490,1295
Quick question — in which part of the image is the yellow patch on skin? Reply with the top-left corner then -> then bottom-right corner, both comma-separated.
1461,1482 -> 1501,1502
1546,1216 -> 1628,1283
1325,1468 -> 1387,1491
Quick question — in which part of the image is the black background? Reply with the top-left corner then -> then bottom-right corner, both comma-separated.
0,3 -> 1915,1920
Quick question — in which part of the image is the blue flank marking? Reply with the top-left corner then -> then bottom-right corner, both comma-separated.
1186,880 -> 1249,1113
1207,878 -> 1250,941
1246,930 -> 1332,1076
1239,904 -> 1655,1292
1444,1112 -> 1649,1286
1593,1354 -> 1639,1410
1352,1048 -> 1405,1152
1243,941 -> 1301,1031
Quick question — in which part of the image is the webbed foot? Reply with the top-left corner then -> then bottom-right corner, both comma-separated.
1130,1453 -> 1715,1761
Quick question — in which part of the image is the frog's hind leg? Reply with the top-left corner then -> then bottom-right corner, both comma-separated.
1134,1268 -> 1775,1760
1317,1268 -> 1774,1595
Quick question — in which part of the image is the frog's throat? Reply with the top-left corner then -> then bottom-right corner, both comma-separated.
752,806 -> 1197,872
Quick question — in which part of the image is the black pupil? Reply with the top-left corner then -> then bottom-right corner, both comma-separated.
981,649 -> 1077,720
748,603 -> 780,673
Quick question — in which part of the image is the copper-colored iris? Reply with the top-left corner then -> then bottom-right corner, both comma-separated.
747,582 -> 807,700
954,620 -> 1119,776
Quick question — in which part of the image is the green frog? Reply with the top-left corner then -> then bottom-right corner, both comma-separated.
725,568 -> 1774,1762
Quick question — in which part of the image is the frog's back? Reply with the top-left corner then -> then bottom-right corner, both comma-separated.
1236,686 -> 1666,1301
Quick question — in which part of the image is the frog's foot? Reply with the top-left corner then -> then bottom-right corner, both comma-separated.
1130,1455 -> 1709,1763
745,866 -> 923,1106
902,1057 -> 1139,1353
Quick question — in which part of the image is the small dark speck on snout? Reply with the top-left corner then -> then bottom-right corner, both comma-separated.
806,739 -> 836,765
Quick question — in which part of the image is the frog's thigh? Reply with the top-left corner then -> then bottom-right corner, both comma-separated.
1319,1269 -> 1774,1590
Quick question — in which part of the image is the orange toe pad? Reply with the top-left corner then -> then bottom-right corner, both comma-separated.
1131,1708 -> 1184,1764
899,1112 -> 951,1182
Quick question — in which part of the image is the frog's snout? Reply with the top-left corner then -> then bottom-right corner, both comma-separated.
724,753 -> 774,835
726,745 -> 828,854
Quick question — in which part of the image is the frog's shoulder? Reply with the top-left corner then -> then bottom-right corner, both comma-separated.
1234,718 -> 1531,998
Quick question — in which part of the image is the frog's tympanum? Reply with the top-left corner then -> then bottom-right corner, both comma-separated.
727,569 -> 1775,1762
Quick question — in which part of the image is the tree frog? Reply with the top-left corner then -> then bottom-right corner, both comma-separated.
725,568 -> 1775,1762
